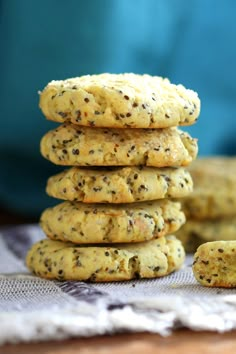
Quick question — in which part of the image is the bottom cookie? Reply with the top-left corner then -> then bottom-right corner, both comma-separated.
193,241 -> 236,287
26,235 -> 185,282
176,217 -> 236,253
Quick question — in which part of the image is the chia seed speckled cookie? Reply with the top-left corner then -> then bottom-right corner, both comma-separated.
176,217 -> 236,253
40,200 -> 186,243
40,124 -> 198,167
46,166 -> 193,203
39,73 -> 200,129
193,241 -> 236,287
181,157 -> 236,220
26,235 -> 185,281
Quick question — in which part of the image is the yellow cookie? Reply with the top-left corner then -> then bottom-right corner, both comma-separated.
46,166 -> 193,203
40,200 -> 186,243
40,124 -> 198,167
39,73 -> 200,128
182,157 -> 236,219
176,217 -> 236,253
193,241 -> 236,287
26,236 -> 185,281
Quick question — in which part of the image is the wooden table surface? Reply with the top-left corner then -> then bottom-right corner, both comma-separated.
2,330 -> 236,354
1,212 -> 236,354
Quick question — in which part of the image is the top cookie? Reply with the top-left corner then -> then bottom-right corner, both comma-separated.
181,157 -> 236,219
39,73 -> 200,128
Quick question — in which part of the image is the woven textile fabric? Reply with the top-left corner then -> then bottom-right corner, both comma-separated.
1,225 -> 236,345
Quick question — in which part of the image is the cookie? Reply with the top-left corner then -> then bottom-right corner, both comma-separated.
46,166 -> 193,203
39,73 -> 200,129
26,235 -> 185,281
40,124 -> 198,167
181,157 -> 236,219
176,217 -> 236,253
193,241 -> 236,287
40,200 -> 186,243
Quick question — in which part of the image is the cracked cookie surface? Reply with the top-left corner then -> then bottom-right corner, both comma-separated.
46,166 -> 193,203
40,124 -> 198,167
40,200 -> 186,243
26,235 -> 185,281
39,73 -> 200,129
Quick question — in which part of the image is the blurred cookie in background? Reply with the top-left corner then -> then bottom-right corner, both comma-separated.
176,157 -> 236,252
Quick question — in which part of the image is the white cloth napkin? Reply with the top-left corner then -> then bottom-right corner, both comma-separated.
1,224 -> 236,345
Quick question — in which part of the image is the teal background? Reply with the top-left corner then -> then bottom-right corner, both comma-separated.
0,0 -> 236,216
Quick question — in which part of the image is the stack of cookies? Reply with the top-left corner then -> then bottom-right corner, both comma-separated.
176,157 -> 236,252
26,73 -> 200,282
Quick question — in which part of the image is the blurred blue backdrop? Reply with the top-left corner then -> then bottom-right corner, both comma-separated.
0,0 -> 236,216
